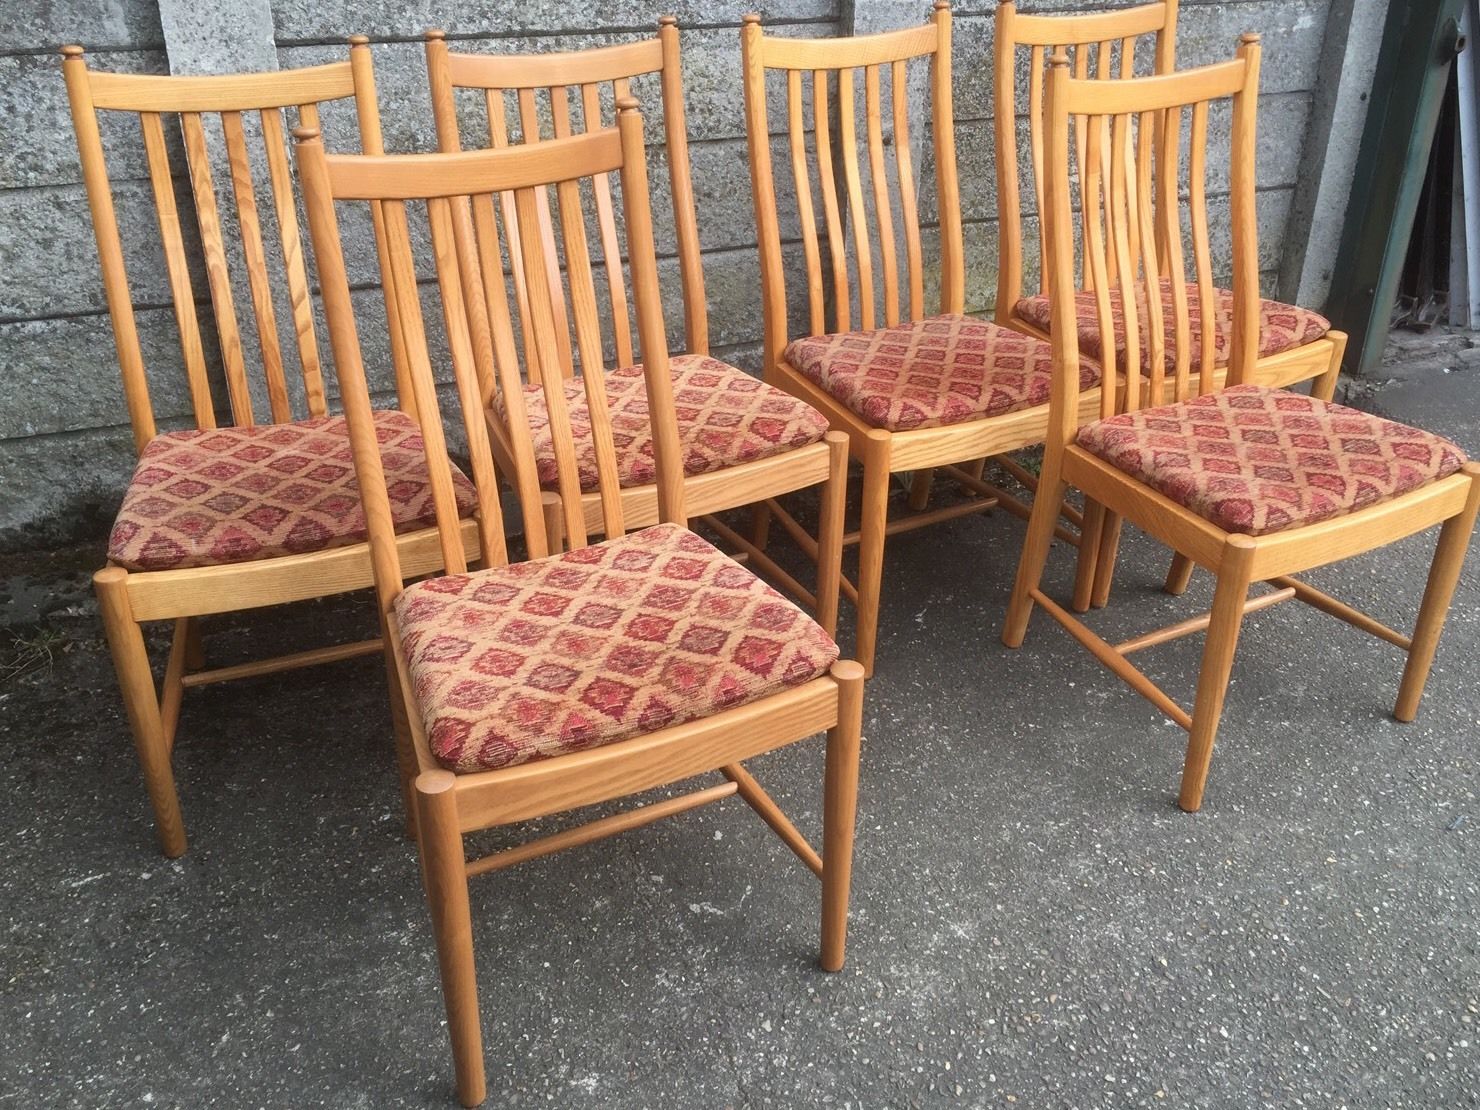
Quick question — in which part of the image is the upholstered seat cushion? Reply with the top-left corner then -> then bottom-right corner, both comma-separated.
108,411 -> 477,572
1075,384 -> 1467,536
393,522 -> 839,774
490,354 -> 829,492
782,313 -> 1097,432
1013,280 -> 1330,370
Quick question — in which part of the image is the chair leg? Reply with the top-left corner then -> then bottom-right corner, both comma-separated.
1164,552 -> 1196,596
416,770 -> 486,1108
749,501 -> 773,553
854,430 -> 893,677
1395,464 -> 1480,721
820,659 -> 865,972
94,567 -> 187,858
907,468 -> 933,511
183,616 -> 205,670
1311,330 -> 1346,402
1177,536 -> 1256,813
1089,512 -> 1123,609
539,492 -> 564,556
381,621 -> 420,841
815,432 -> 848,639
1072,499 -> 1107,613
1002,456 -> 1068,648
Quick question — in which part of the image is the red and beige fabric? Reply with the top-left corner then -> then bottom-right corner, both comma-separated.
393,522 -> 840,774
1014,280 -> 1331,371
491,354 -> 830,492
108,411 -> 477,572
783,313 -> 1099,432
1076,383 -> 1468,536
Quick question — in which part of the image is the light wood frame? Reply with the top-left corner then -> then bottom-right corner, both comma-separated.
743,3 -> 1102,675
295,101 -> 864,1107
1002,40 -> 1480,812
994,1 -> 1347,607
421,24 -> 844,632
65,41 -> 477,857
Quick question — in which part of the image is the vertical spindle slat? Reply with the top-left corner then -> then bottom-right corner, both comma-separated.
517,88 -> 576,378
658,18 -> 708,354
514,183 -> 589,548
1028,45 -> 1047,295
550,86 -> 607,375
221,110 -> 291,423
812,70 -> 850,332
1159,104 -> 1192,402
181,111 -> 253,426
426,195 -> 507,568
1134,109 -> 1165,400
789,70 -> 826,336
260,109 -> 327,417
892,59 -> 924,321
864,65 -> 898,326
485,90 -> 539,378
837,68 -> 874,330
1188,99 -> 1216,394
580,82 -> 634,367
140,112 -> 215,428
1108,111 -> 1140,410
1082,110 -> 1118,419
383,197 -> 469,576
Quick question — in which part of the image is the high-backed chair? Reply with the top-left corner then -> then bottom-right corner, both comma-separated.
743,3 -> 1101,674
995,0 -> 1350,606
994,1 -> 1345,396
1003,40 -> 1478,812
64,42 -> 478,857
296,102 -> 864,1107
420,22 -> 845,632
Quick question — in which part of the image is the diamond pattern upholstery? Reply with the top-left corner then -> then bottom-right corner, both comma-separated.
1075,384 -> 1467,535
108,411 -> 477,572
782,314 -> 1098,431
490,354 -> 829,492
393,522 -> 840,773
1013,280 -> 1330,370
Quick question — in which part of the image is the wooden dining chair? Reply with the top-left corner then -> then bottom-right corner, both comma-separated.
995,0 -> 1350,608
743,3 -> 1102,675
65,42 -> 479,857
295,101 -> 865,1107
420,22 -> 846,633
1003,40 -> 1479,812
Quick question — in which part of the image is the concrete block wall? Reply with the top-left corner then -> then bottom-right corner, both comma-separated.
0,0 -> 1340,551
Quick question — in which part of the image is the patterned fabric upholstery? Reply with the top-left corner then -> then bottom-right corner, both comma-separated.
782,314 -> 1097,431
108,411 -> 477,573
1075,384 -> 1467,536
393,522 -> 839,773
1013,280 -> 1331,370
491,354 -> 829,492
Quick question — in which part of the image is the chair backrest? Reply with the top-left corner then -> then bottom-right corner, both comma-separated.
62,42 -> 392,452
741,3 -> 962,370
424,20 -> 703,382
1041,38 -> 1261,448
295,101 -> 685,610
994,0 -> 1178,322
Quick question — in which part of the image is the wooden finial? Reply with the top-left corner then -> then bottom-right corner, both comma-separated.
425,28 -> 446,41
60,44 -> 84,58
1048,49 -> 1070,68
1240,32 -> 1261,44
616,95 -> 640,113
658,14 -> 678,27
934,0 -> 951,11
742,13 -> 762,25
348,34 -> 369,46
292,126 -> 322,143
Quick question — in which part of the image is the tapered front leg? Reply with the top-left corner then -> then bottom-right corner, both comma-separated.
821,660 -> 865,972
95,567 -> 187,858
854,430 -> 893,676
416,771 -> 485,1107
